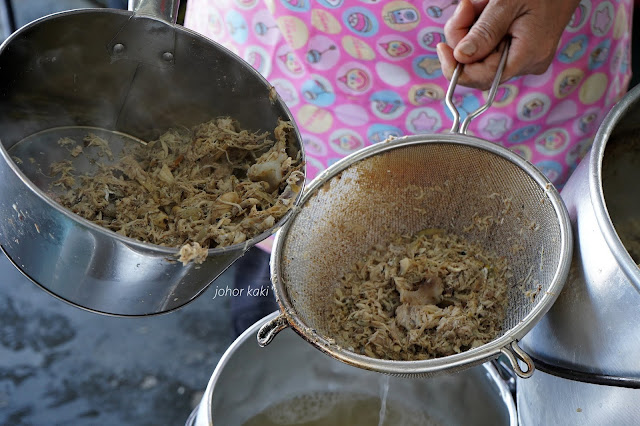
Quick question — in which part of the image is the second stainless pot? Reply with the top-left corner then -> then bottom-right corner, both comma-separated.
517,83 -> 640,425
520,82 -> 640,381
0,1 -> 304,316
188,312 -> 518,426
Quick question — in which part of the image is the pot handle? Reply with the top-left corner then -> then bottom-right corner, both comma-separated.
128,0 -> 180,24
445,38 -> 511,135
110,1 -> 180,67
500,340 -> 535,379
257,313 -> 290,347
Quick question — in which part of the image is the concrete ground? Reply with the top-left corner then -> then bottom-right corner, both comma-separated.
0,249 -> 242,425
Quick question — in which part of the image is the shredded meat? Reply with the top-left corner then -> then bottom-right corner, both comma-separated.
178,242 -> 209,266
49,118 -> 303,263
328,229 -> 510,361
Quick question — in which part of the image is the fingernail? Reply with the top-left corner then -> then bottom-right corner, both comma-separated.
452,0 -> 466,19
458,41 -> 477,57
436,43 -> 447,61
452,1 -> 461,16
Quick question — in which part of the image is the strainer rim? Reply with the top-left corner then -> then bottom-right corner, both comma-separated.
271,134 -> 572,375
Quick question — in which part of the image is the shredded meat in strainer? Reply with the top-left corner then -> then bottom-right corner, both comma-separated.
328,229 -> 510,361
50,118 -> 303,264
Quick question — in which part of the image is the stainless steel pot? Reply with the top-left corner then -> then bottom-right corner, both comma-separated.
0,1 -> 304,316
520,82 -> 640,379
517,84 -> 640,424
517,369 -> 640,425
187,312 -> 518,426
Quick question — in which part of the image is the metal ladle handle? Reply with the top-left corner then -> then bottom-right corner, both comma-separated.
446,38 -> 511,135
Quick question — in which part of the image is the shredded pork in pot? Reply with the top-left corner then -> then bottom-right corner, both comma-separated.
50,118 -> 303,264
328,229 -> 510,361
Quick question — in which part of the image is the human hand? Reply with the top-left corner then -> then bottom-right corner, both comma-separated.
436,0 -> 582,89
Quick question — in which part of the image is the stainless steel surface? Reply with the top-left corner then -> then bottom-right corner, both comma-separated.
520,83 -> 640,379
517,369 -> 640,425
191,312 -> 518,426
446,38 -> 510,134
129,0 -> 180,23
260,131 -> 572,378
0,4 -> 304,316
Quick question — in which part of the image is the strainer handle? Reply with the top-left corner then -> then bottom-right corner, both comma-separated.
257,313 -> 290,347
500,340 -> 535,379
446,38 -> 511,135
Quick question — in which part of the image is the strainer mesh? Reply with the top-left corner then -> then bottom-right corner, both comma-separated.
278,142 -> 562,351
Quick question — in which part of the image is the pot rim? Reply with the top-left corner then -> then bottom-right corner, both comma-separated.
590,83 -> 640,292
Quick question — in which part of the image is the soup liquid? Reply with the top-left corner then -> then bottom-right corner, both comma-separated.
243,391 -> 442,426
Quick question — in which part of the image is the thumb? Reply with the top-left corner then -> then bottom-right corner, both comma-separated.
454,1 -> 517,63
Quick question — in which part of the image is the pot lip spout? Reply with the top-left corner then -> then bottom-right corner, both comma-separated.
590,83 -> 640,292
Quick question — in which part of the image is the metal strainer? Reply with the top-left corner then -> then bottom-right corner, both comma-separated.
257,43 -> 572,378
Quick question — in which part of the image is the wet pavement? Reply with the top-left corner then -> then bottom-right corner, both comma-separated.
0,250 -> 240,425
